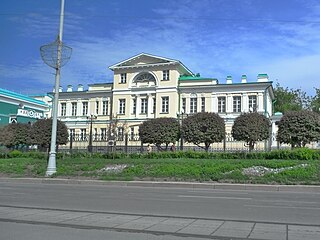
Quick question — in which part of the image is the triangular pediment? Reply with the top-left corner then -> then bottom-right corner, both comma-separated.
109,53 -> 178,69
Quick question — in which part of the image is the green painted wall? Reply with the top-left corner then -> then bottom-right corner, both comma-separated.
0,101 -> 44,126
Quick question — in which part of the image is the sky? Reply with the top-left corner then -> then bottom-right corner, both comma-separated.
0,0 -> 320,96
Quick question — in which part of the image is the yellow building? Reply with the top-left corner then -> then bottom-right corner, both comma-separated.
56,53 -> 275,151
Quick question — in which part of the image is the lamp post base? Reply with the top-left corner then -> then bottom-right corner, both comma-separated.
46,152 -> 57,176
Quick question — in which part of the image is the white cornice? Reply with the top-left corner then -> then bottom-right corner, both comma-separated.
111,62 -> 178,70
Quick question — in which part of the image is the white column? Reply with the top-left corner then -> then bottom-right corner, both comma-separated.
226,94 -> 232,113
258,93 -> 264,112
147,94 -> 153,117
242,93 -> 248,112
185,97 -> 189,114
136,95 -> 140,117
197,96 -> 201,112
66,102 -> 71,116
77,101 -> 81,116
212,94 -> 217,113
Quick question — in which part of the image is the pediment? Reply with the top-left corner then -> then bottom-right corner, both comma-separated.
109,53 -> 178,69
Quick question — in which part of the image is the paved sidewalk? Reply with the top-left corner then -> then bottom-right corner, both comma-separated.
1,177 -> 320,193
0,206 -> 319,240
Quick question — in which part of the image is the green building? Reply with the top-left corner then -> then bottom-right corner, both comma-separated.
0,88 -> 50,126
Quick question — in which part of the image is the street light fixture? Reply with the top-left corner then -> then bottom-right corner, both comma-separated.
40,0 -> 72,176
87,114 -> 97,153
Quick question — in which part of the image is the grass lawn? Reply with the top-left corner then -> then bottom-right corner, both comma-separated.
0,156 -> 319,185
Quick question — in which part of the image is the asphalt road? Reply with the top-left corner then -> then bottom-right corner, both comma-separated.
0,182 -> 319,226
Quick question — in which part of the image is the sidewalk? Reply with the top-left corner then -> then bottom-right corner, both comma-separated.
0,177 -> 320,193
0,205 -> 319,240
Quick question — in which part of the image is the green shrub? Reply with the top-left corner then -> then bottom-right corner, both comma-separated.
9,150 -> 23,158
0,146 -> 10,158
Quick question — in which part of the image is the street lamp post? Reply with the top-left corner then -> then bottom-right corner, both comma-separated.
178,109 -> 185,151
87,114 -> 97,153
40,0 -> 72,176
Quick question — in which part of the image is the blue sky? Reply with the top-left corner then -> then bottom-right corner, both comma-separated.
0,0 -> 319,96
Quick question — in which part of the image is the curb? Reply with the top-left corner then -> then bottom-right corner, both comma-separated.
0,177 -> 319,193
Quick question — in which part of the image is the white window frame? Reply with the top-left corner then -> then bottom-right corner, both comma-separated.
233,96 -> 241,112
132,98 -> 136,114
102,100 -> 108,115
248,95 -> 257,111
161,96 -> 169,113
61,103 -> 66,116
120,73 -> 127,84
190,97 -> 197,113
71,102 -> 77,116
162,70 -> 170,81
141,98 -> 148,114
96,101 -> 99,115
201,97 -> 205,112
82,102 -> 88,116
119,99 -> 126,114
152,97 -> 156,114
218,97 -> 226,113
182,98 -> 186,113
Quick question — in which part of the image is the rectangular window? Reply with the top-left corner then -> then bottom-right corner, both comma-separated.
118,127 -> 124,141
161,96 -> 169,113
96,101 -> 99,115
71,102 -> 77,116
153,98 -> 156,114
94,128 -> 98,141
82,102 -> 88,116
102,100 -> 108,115
132,99 -> 136,114
141,98 -> 148,114
101,128 -> 107,140
60,103 -> 66,116
190,98 -> 197,113
218,97 -> 226,113
120,73 -> 127,84
233,96 -> 241,112
162,70 -> 170,80
248,95 -> 257,111
119,99 -> 126,114
69,129 -> 75,141
182,98 -> 186,113
130,127 -> 134,140
80,129 -> 86,141
201,97 -> 205,112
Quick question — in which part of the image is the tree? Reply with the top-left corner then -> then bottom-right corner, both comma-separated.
181,112 -> 225,152
139,117 -> 180,150
273,83 -> 311,113
30,119 -> 69,149
277,111 -> 320,148
232,113 -> 270,151
311,88 -> 320,113
0,123 -> 32,148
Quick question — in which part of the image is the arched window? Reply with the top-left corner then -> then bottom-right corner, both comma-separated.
132,72 -> 156,87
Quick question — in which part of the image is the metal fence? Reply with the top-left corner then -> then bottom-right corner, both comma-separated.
58,133 -> 305,153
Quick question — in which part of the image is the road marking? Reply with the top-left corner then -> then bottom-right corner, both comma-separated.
187,190 -> 249,195
178,195 -> 252,200
245,204 -> 320,210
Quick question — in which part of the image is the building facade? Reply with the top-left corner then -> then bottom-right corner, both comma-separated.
0,88 -> 50,126
55,53 -> 275,151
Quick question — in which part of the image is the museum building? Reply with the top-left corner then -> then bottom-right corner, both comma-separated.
55,53 -> 275,151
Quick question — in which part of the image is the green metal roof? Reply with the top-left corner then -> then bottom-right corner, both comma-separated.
0,88 -> 47,106
179,75 -> 218,81
258,73 -> 268,78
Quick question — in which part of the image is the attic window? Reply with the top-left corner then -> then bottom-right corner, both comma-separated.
133,72 -> 156,83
